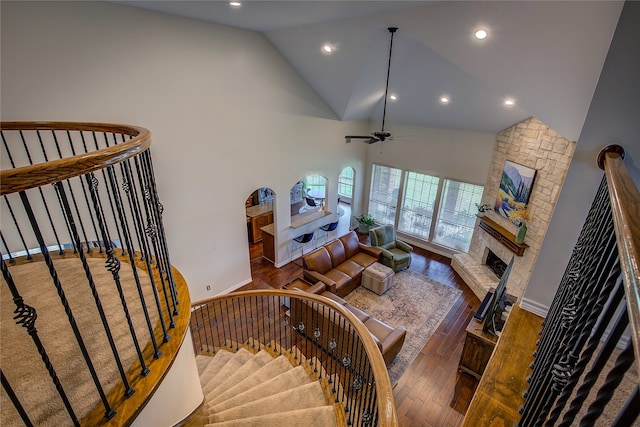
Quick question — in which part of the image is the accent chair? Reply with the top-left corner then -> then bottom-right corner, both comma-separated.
369,224 -> 413,272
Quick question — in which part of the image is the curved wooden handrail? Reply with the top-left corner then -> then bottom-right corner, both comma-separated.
0,121 -> 151,196
598,144 -> 640,379
194,289 -> 399,426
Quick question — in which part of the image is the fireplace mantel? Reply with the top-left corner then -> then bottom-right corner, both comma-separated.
478,216 -> 528,256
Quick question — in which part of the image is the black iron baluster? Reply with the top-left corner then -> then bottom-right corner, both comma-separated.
1,261 -> 79,426
96,133 -> 126,253
545,254 -> 622,426
119,161 -> 170,346
67,131 -> 101,252
140,151 -> 179,308
611,386 -> 639,427
559,293 -> 629,427
12,130 -> 66,255
195,306 -> 206,352
1,369 -> 34,427
3,196 -> 33,260
48,131 -> 92,253
1,230 -> 16,263
536,225 -> 618,425
85,171 -> 149,378
33,130 -> 78,254
212,302 -> 224,350
55,180 -> 137,400
579,341 -> 636,426
132,155 -> 175,327
519,178 -> 611,426
18,190 -> 116,419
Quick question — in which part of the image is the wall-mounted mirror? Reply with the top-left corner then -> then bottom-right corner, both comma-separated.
290,175 -> 327,217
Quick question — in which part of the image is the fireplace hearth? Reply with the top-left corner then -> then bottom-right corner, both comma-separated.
486,250 -> 507,278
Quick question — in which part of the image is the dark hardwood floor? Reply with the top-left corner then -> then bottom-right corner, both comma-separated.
240,231 -> 482,427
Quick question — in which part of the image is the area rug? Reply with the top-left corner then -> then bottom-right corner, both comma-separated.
344,270 -> 462,385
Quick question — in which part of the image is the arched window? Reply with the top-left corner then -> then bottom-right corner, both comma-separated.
338,167 -> 355,203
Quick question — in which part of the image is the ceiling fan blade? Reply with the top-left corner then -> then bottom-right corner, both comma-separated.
345,135 -> 380,144
346,135 -> 376,142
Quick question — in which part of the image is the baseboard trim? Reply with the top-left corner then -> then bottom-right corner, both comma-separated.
519,298 -> 549,318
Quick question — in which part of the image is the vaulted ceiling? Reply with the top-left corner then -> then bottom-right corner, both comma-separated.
117,1 -> 623,141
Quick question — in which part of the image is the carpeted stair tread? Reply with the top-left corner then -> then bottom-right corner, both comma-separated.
198,349 -> 234,387
208,381 -> 328,423
196,355 -> 213,376
208,365 -> 311,413
204,406 -> 337,427
206,355 -> 293,407
204,350 -> 273,399
202,348 -> 253,395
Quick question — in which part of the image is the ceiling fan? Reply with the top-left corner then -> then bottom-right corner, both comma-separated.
346,26 -> 398,145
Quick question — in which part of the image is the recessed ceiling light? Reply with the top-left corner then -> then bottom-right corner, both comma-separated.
504,98 -> 515,107
440,96 -> 450,104
322,43 -> 336,55
474,29 -> 488,40
390,94 -> 397,101
229,1 -> 241,8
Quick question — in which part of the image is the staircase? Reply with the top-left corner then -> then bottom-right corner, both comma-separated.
188,344 -> 339,427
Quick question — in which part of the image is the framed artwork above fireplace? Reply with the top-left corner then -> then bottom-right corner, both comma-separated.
494,160 -> 536,221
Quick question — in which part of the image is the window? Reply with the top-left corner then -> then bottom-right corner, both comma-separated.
338,167 -> 355,200
398,172 -> 440,240
368,164 -> 401,225
433,180 -> 483,252
367,163 -> 484,253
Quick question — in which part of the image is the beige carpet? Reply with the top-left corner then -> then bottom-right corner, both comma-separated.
344,270 -> 462,385
197,349 -> 338,426
1,257 -> 158,426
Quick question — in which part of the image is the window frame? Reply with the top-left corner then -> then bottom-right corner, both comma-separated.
367,162 -> 484,253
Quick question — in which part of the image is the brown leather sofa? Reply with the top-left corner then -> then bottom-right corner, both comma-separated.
302,231 -> 381,297
289,281 -> 406,366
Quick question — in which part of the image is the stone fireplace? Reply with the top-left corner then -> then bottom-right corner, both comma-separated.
452,117 -> 576,302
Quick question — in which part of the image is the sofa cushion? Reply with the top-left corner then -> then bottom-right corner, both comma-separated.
335,260 -> 364,279
349,252 -> 378,269
303,247 -> 333,275
325,239 -> 347,267
323,269 -> 351,290
338,231 -> 361,259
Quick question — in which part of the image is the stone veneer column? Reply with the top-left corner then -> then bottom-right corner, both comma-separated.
452,117 -> 576,301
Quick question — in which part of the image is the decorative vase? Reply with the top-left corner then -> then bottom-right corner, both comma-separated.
515,223 -> 527,244
358,223 -> 370,234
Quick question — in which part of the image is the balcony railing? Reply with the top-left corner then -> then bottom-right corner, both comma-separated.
190,289 -> 398,426
517,145 -> 639,426
1,122 -> 190,426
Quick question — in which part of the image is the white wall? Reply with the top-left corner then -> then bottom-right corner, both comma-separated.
365,123 -> 496,187
525,1 -> 640,309
1,1 -> 368,302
